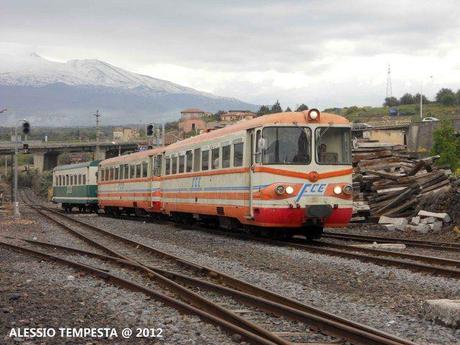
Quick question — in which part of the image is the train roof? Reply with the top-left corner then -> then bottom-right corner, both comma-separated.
100,111 -> 349,166
167,111 -> 349,151
53,160 -> 101,172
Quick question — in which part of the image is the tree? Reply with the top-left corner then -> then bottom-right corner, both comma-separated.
414,93 -> 429,104
285,107 -> 292,112
399,93 -> 415,105
431,121 -> 460,170
271,100 -> 282,113
383,97 -> 399,107
257,105 -> 270,116
436,88 -> 456,106
296,104 -> 309,111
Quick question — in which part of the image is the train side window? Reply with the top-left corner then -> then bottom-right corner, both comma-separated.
165,157 -> 171,175
83,174 -> 86,185
110,168 -> 114,181
129,164 -> 135,179
222,145 -> 231,168
124,164 -> 129,180
65,175 -> 68,185
193,148 -> 201,171
186,150 -> 193,172
114,167 -> 119,180
154,155 -> 162,177
104,169 -> 109,181
255,130 -> 262,163
142,161 -> 148,178
201,150 -> 209,171
78,174 -> 81,185
136,164 -> 141,178
178,155 -> 185,173
211,148 -> 220,169
233,143 -> 244,167
172,157 -> 178,174
70,175 -> 73,186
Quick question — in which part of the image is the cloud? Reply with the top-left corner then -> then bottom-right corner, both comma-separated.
1,0 -> 460,108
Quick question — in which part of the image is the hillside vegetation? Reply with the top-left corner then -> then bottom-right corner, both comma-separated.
324,103 -> 460,123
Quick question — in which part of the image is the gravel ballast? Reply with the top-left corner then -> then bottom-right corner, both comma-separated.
73,214 -> 460,345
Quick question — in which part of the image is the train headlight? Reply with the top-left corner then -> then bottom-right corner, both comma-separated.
285,186 -> 294,195
275,185 -> 286,195
308,108 -> 320,121
333,186 -> 343,195
343,185 -> 353,195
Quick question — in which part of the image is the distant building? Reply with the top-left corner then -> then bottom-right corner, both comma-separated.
220,110 -> 256,122
164,130 -> 183,145
113,127 -> 140,142
178,108 -> 210,134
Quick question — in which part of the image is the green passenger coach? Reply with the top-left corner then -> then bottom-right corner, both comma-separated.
52,160 -> 100,212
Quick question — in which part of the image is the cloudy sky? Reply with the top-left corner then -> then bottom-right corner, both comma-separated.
2,0 -> 460,109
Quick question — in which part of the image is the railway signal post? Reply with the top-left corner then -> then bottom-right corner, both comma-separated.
13,120 -> 31,217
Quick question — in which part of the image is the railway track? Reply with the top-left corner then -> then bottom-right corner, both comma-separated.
322,232 -> 460,252
11,193 -> 418,345
29,195 -> 460,279
279,239 -> 460,279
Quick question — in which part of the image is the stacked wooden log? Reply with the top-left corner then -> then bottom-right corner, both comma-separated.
351,140 -> 453,223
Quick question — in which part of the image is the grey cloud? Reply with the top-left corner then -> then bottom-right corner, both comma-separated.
2,0 -> 459,72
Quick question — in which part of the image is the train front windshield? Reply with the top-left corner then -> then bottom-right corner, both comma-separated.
315,127 -> 352,165
259,126 -> 351,166
260,127 -> 312,164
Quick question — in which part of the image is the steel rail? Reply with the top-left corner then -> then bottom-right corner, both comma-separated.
22,200 -> 417,345
20,206 -> 289,345
322,232 -> 460,251
276,240 -> 460,278
6,236 -> 415,345
295,240 -> 460,269
0,240 -> 277,345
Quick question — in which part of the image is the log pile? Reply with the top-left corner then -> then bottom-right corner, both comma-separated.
351,140 -> 454,223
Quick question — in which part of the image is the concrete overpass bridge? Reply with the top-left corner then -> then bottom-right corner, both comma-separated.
0,140 -> 150,172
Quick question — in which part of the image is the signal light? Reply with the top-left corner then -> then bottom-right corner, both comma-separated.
275,185 -> 286,195
343,185 -> 353,195
285,186 -> 294,195
22,121 -> 30,135
147,124 -> 154,136
22,143 -> 29,153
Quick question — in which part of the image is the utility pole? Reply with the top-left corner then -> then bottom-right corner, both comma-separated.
419,76 -> 433,121
386,64 -> 392,99
94,110 -> 101,160
419,83 -> 423,121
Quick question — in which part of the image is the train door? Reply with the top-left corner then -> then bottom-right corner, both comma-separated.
246,129 -> 256,220
246,127 -> 265,220
148,155 -> 154,209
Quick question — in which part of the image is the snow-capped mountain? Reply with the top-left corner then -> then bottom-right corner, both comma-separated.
0,53 -> 256,126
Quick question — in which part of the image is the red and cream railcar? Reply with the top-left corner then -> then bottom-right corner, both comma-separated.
98,150 -> 163,215
98,110 -> 353,238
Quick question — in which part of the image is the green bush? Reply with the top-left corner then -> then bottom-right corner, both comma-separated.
431,121 -> 460,170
